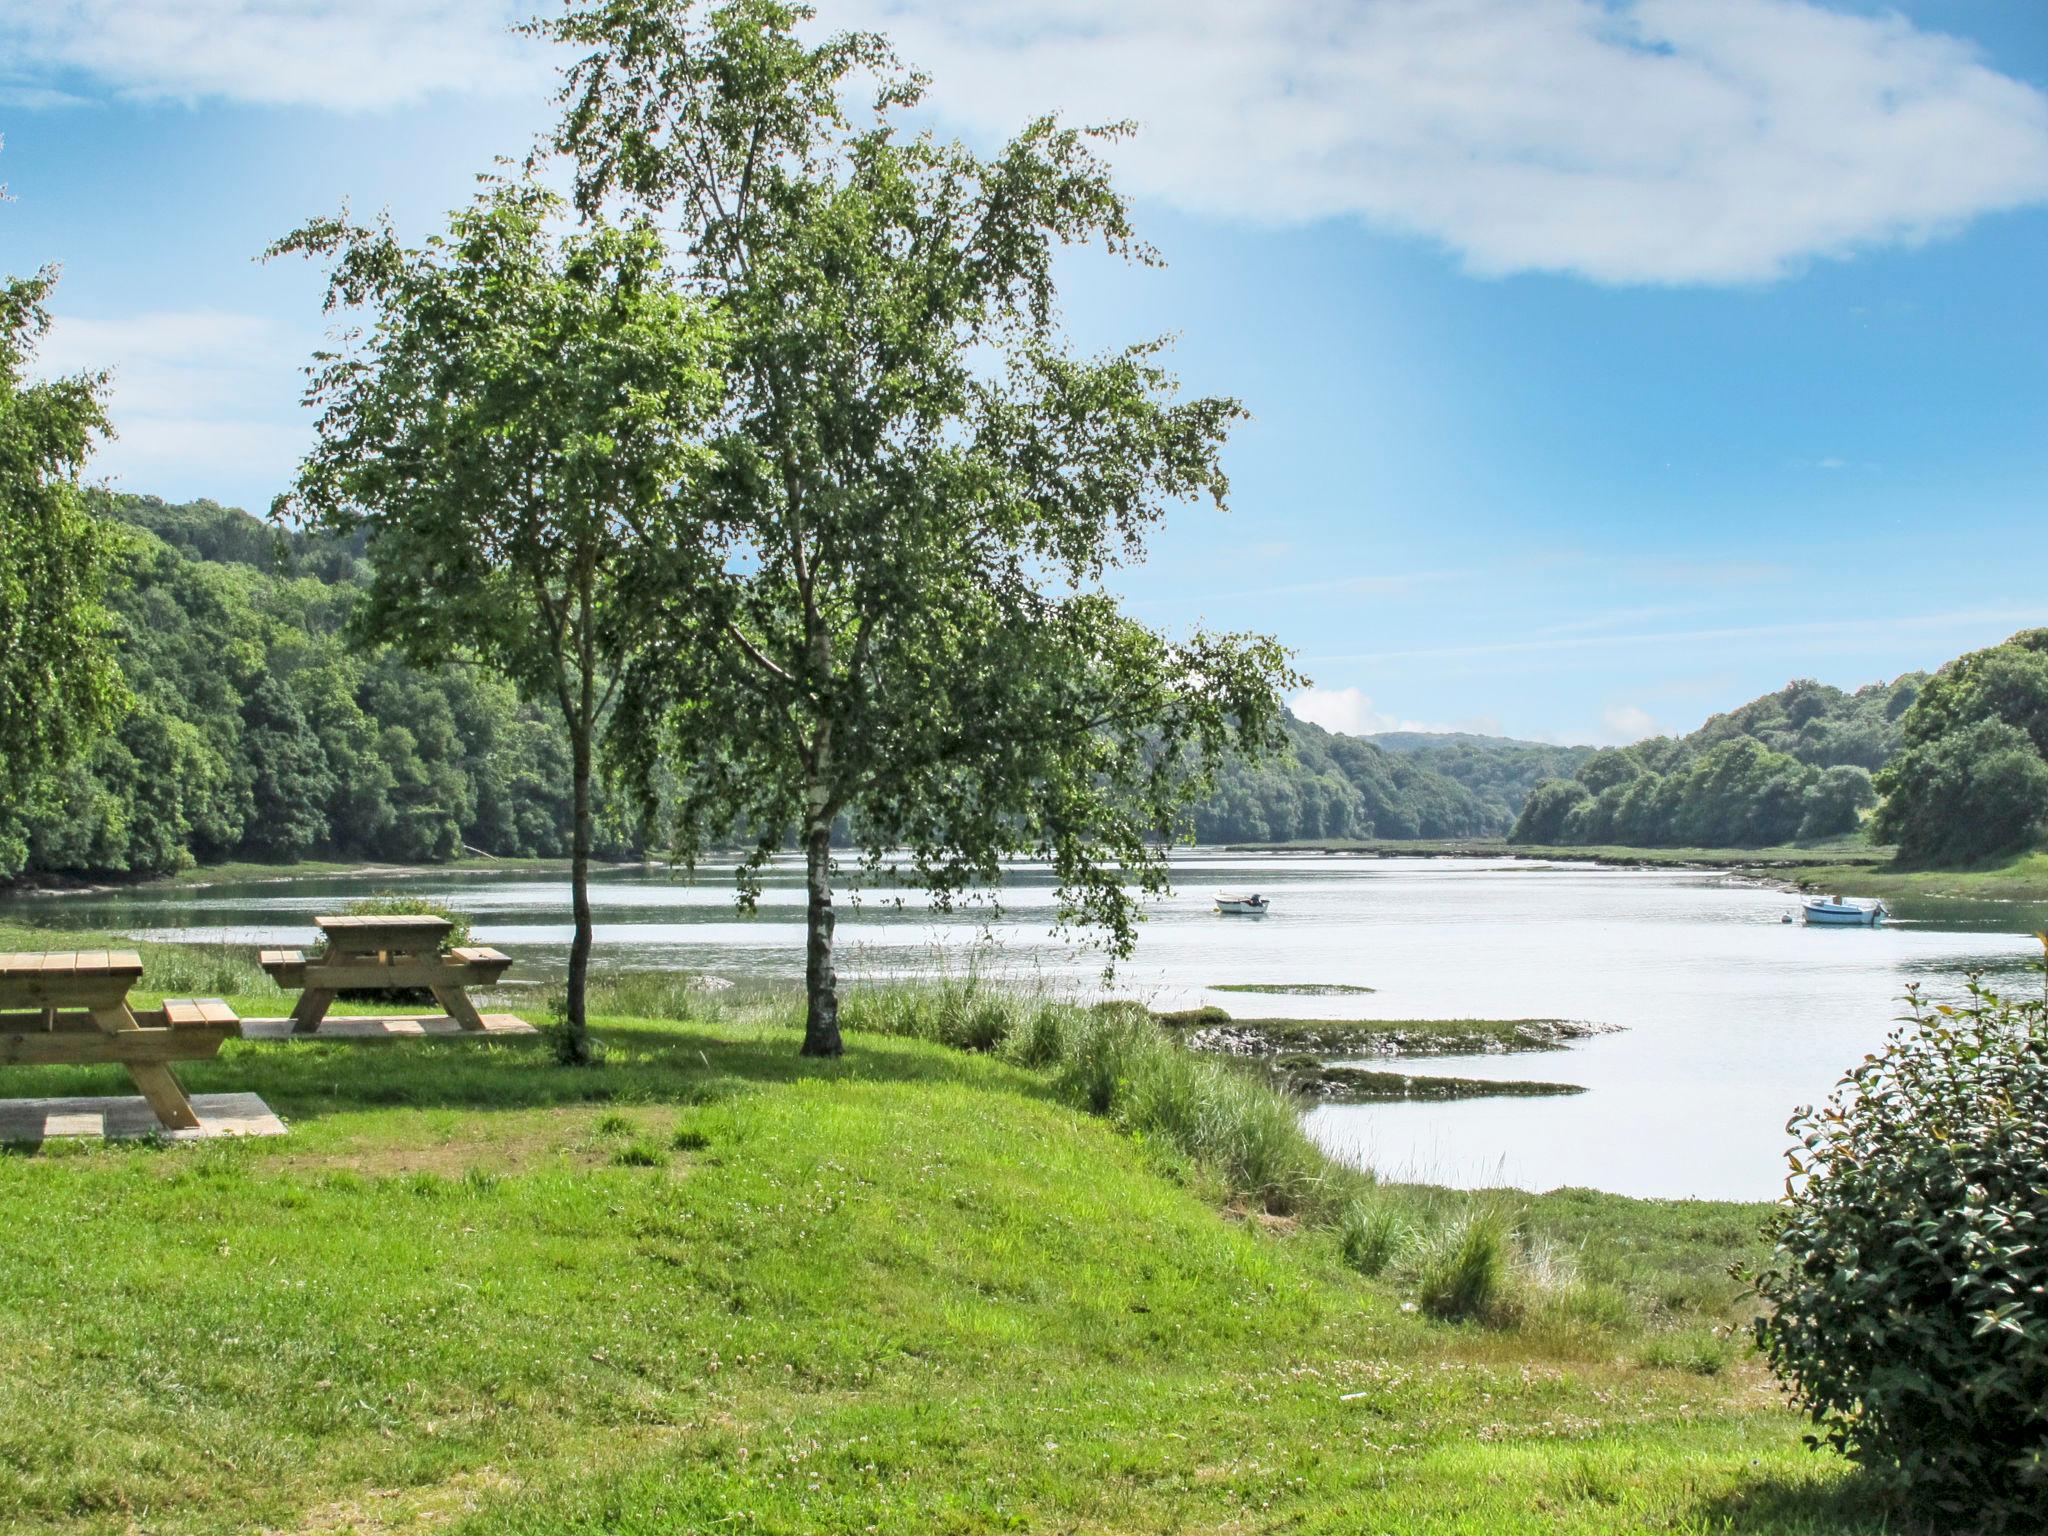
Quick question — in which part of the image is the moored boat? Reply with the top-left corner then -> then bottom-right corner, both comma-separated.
1214,890 -> 1270,916
1802,895 -> 1888,927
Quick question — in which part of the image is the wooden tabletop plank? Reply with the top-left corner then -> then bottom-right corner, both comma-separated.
0,951 -> 143,980
316,914 -> 452,951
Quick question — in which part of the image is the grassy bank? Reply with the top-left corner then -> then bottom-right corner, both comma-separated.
1774,847 -> 2048,905
0,934 -> 1892,1532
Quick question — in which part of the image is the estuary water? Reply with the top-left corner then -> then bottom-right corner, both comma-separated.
13,853 -> 2045,1201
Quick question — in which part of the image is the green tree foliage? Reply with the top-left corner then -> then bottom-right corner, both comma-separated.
273,179 -> 725,1049
540,0 -> 1296,1055
239,675 -> 334,859
1362,733 -> 1592,827
1,495 -> 633,880
1875,718 -> 2048,864
1510,673 -> 1914,848
0,268 -> 125,837
1192,716 -> 1501,843
1511,779 -> 1593,845
1751,978 -> 2048,1527
1875,630 -> 2048,864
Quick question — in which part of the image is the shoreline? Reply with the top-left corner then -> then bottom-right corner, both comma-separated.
10,837 -> 2045,926
1221,837 -> 2048,905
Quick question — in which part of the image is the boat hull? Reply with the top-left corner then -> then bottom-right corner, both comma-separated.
1803,904 -> 1885,927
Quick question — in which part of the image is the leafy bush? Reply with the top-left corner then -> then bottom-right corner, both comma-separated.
341,893 -> 471,948
335,893 -> 471,1004
1750,979 -> 2048,1526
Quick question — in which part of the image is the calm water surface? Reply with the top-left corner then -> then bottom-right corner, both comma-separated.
14,853 -> 2045,1201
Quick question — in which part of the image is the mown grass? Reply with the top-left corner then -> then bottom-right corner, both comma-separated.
0,946 -> 1890,1532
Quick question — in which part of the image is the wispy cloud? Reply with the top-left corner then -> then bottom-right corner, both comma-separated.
1598,704 -> 1661,745
1187,568 -> 1467,607
11,3 -> 2042,285
850,0 -> 2048,286
1308,607 -> 2048,667
39,309 -> 312,498
0,1 -> 543,111
1288,685 -> 1459,738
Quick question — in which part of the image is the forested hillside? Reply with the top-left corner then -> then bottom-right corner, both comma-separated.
1,495 -> 1507,880
1365,732 -> 1591,828
1191,715 -> 1507,842
0,495 -> 640,881
1873,629 -> 2048,862
1510,673 -> 1924,849
16,495 -> 2026,876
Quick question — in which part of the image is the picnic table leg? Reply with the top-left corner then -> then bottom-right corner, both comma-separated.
89,1004 -> 203,1131
290,988 -> 336,1034
430,986 -> 487,1031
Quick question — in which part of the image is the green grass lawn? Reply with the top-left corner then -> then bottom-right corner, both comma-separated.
0,973 -> 1891,1534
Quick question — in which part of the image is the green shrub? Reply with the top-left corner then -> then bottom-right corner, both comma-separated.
1336,1197 -> 1407,1277
1413,1207 -> 1511,1322
1750,979 -> 2048,1527
610,1139 -> 667,1168
334,894 -> 473,1005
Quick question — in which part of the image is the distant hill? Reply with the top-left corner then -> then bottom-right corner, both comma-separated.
1366,730 -> 1577,754
1191,714 -> 1503,843
1363,732 -> 1592,829
1510,674 -> 1926,849
1190,721 -> 1602,845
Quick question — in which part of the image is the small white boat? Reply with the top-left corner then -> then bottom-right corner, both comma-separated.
1214,890 -> 1270,916
1802,895 -> 1888,927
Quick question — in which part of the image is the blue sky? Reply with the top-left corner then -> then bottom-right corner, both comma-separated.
2,0 -> 2044,745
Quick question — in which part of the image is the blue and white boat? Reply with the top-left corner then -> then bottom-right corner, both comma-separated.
1802,895 -> 1888,927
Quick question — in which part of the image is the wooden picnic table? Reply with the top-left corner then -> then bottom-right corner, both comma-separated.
0,952 -> 238,1131
260,916 -> 512,1034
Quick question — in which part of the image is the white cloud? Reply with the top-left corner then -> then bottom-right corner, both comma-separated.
10,2 -> 2041,282
1599,704 -> 1661,744
0,1 -> 543,111
38,309 -> 313,500
851,0 -> 2048,285
1289,686 -> 1450,737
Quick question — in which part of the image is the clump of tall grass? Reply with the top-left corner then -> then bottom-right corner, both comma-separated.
1335,1196 -> 1409,1277
1411,1204 -> 1513,1322
841,973 -> 1052,1054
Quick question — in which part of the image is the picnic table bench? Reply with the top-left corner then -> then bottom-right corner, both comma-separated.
0,952 -> 238,1131
260,916 -> 512,1034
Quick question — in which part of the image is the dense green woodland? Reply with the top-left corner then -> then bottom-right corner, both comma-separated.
1512,635 -> 2048,859
3,497 -> 1564,877
9,495 -> 2046,878
1510,674 -> 1921,849
0,495 -> 640,880
1193,722 -> 1586,842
